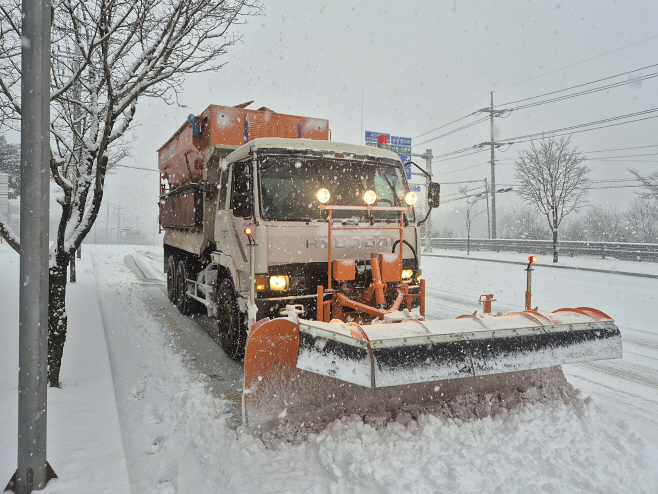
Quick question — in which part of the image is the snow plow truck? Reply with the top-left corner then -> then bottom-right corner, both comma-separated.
159,103 -> 622,430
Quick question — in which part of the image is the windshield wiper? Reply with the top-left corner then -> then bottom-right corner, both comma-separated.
379,172 -> 401,207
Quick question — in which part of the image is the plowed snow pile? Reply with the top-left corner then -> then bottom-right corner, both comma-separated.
89,246 -> 655,494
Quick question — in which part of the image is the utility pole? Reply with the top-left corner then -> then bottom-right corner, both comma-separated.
410,148 -> 434,253
8,0 -> 58,490
105,200 -> 109,244
475,94 -> 514,240
423,148 -> 433,252
115,203 -> 123,244
489,92 -> 497,239
484,178 -> 491,239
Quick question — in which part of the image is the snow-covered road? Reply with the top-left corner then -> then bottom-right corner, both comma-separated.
122,245 -> 658,492
3,243 -> 658,493
129,246 -> 658,448
420,252 -> 658,449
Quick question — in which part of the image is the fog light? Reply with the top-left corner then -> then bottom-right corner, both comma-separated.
255,274 -> 267,291
269,275 -> 288,291
402,269 -> 413,280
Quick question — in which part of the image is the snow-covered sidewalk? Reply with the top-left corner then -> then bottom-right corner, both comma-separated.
0,244 -> 131,492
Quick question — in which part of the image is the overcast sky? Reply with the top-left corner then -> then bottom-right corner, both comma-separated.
98,0 -> 658,237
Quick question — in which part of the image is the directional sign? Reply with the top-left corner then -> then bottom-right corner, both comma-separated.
365,131 -> 413,179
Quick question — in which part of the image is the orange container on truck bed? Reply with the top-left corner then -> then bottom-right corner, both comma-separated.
158,104 -> 331,188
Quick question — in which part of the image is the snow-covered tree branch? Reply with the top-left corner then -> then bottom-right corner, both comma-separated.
0,0 -> 260,386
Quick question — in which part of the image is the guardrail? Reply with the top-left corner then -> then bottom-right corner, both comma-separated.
425,238 -> 658,263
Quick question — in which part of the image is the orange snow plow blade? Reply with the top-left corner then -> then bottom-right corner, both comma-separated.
242,308 -> 621,430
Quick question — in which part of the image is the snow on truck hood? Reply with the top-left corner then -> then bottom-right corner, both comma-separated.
224,137 -> 403,163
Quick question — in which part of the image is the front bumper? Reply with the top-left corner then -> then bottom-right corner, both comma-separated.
255,283 -> 421,322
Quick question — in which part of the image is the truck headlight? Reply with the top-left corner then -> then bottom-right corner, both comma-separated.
363,190 -> 377,205
317,188 -> 331,204
401,269 -> 413,280
269,275 -> 288,291
404,192 -> 417,206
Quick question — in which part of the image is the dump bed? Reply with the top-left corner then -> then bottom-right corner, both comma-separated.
158,104 -> 331,188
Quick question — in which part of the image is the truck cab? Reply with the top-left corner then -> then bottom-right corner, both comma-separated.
210,139 -> 422,336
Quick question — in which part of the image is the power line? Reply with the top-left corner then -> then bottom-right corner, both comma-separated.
415,116 -> 489,146
501,108 -> 658,143
115,164 -> 158,172
498,62 -> 658,107
589,152 -> 658,159
496,152 -> 658,163
512,115 -> 658,143
583,144 -> 658,154
433,145 -> 482,160
413,112 -> 479,139
434,148 -> 490,162
493,33 -> 658,94
439,179 -> 483,185
507,72 -> 658,112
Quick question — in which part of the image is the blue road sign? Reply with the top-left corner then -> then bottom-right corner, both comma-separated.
365,131 -> 412,178
365,131 -> 390,143
390,136 -> 412,147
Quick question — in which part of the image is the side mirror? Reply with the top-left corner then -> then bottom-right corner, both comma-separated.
428,182 -> 441,208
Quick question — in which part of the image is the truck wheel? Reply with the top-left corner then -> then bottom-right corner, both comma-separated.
215,278 -> 247,360
176,260 -> 193,315
166,256 -> 178,305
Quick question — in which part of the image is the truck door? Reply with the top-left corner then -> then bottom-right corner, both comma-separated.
215,160 -> 252,287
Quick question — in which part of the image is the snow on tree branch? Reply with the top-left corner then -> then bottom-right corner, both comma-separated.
629,169 -> 658,201
0,0 -> 260,386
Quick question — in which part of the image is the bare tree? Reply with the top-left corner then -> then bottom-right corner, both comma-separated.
629,169 -> 658,201
626,198 -> 658,243
0,0 -> 260,386
459,186 -> 485,255
581,205 -> 631,243
498,206 -> 549,240
515,137 -> 590,262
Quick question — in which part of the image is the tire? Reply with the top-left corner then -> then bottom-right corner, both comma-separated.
166,255 -> 178,305
215,277 -> 247,360
176,260 -> 194,315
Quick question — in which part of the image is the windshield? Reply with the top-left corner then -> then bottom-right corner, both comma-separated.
258,155 -> 415,222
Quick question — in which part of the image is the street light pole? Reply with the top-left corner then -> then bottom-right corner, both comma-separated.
409,149 -> 434,253
8,0 -> 58,491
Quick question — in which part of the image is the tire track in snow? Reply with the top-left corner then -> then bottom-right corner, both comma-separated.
573,361 -> 658,390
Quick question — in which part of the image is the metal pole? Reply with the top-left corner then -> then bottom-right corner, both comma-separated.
525,257 -> 535,311
489,92 -> 497,239
423,148 -> 433,253
14,0 -> 56,490
247,233 -> 256,328
484,178 -> 491,239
